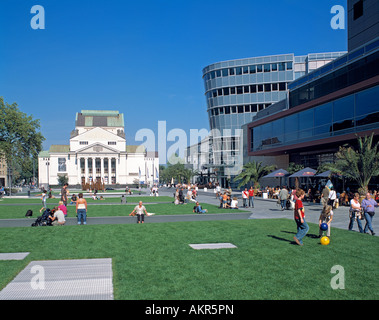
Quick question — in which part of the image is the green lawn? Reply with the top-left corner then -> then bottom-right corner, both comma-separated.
0,201 -> 245,219
0,219 -> 378,300
0,195 -> 173,205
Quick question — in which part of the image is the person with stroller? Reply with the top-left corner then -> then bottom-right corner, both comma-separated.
49,207 -> 66,226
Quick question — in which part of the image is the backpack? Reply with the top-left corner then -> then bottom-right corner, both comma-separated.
25,209 -> 33,217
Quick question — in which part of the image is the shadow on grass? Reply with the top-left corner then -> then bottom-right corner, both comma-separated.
267,234 -> 297,245
268,230 -> 320,245
281,230 -> 320,239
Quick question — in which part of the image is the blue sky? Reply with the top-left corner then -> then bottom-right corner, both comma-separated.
0,0 -> 347,161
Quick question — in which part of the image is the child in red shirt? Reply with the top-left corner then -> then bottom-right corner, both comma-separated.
293,189 -> 309,246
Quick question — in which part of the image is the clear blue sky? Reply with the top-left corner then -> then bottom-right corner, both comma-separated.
0,0 -> 347,162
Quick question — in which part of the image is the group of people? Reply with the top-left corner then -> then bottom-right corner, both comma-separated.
348,192 -> 378,235
241,187 -> 255,208
292,186 -> 378,246
292,188 -> 335,246
174,186 -> 198,205
36,183 -> 88,226
219,192 -> 239,209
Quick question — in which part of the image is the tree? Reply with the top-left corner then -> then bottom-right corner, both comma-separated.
234,161 -> 276,188
327,133 -> 379,194
287,162 -> 304,174
0,97 -> 45,186
57,175 -> 69,186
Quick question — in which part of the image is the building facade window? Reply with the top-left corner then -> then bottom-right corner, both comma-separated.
250,85 -> 379,152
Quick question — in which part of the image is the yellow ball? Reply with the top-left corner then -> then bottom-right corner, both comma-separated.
320,236 -> 330,246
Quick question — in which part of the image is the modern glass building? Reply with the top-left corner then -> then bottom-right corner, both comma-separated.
198,52 -> 346,187
203,52 -> 346,133
246,36 -> 379,170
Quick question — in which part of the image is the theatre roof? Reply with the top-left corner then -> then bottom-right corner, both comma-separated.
75,110 -> 124,128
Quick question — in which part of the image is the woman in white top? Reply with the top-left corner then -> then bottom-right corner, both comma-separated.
230,197 -> 239,209
348,193 -> 363,233
328,187 -> 337,207
76,193 -> 88,225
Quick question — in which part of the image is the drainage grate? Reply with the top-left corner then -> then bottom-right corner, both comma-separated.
0,258 -> 114,300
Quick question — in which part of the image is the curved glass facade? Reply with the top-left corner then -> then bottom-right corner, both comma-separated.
199,52 -> 345,187
203,52 -> 346,134
203,54 -> 293,133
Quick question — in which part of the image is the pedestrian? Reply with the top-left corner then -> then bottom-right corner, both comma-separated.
361,192 -> 378,236
248,186 -> 255,208
76,193 -> 87,225
321,185 -> 330,208
130,201 -> 148,223
293,189 -> 309,246
36,189 -> 48,213
278,186 -> 289,211
61,183 -> 68,206
328,187 -> 337,207
348,193 -> 363,233
319,205 -> 333,237
242,188 -> 249,208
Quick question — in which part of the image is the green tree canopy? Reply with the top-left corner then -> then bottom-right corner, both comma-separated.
234,161 -> 276,188
326,133 -> 379,194
0,97 -> 45,183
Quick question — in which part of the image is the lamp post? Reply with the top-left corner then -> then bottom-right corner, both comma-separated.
46,160 -> 50,188
7,167 -> 12,197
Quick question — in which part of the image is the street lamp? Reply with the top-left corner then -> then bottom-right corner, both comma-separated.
46,160 -> 50,188
7,167 -> 12,197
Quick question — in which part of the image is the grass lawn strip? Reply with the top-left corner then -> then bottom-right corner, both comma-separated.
0,202 -> 246,219
0,219 -> 378,300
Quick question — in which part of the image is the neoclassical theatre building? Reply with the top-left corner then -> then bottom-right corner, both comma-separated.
38,110 -> 159,188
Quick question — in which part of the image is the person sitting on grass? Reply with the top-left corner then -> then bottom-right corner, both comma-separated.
130,201 -> 148,223
193,202 -> 208,214
49,206 -> 66,226
58,200 -> 67,217
70,194 -> 77,205
226,197 -> 239,209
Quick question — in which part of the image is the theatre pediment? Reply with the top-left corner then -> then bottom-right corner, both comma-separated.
76,143 -> 120,155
